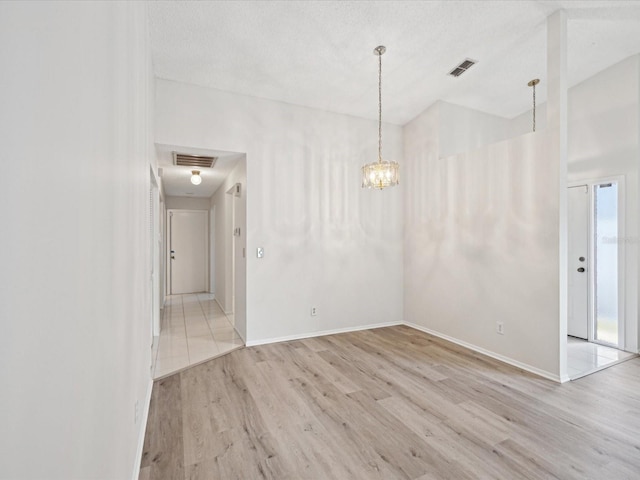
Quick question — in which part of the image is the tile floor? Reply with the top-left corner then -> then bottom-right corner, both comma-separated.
153,293 -> 244,379
567,336 -> 636,380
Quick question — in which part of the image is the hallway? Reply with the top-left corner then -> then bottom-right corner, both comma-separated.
153,294 -> 244,378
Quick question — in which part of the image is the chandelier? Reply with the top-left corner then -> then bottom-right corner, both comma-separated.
361,45 -> 399,190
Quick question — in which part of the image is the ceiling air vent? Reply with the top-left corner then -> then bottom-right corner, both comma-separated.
173,153 -> 217,168
448,58 -> 477,77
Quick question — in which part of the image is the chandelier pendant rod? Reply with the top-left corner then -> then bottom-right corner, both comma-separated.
361,45 -> 398,190
528,78 -> 540,133
378,48 -> 382,163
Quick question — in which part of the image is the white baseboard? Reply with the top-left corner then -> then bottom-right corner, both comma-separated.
246,321 -> 403,347
214,297 -> 233,315
132,378 -> 154,480
213,297 -> 245,341
403,322 -> 565,383
235,327 -> 246,343
246,321 -> 565,383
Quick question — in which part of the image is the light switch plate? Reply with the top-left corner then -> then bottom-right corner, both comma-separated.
257,247 -> 264,258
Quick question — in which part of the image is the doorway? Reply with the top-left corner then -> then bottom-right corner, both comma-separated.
168,210 -> 209,294
568,178 -> 625,347
566,177 -> 631,378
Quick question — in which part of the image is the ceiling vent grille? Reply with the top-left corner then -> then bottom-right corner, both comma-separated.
173,153 -> 217,168
448,58 -> 477,77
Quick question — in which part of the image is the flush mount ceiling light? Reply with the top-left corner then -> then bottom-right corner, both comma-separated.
361,45 -> 399,190
190,170 -> 202,185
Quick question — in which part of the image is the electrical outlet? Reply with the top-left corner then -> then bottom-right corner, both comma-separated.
496,322 -> 504,335
311,307 -> 318,316
134,400 -> 140,424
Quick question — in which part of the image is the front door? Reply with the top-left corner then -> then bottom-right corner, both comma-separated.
568,185 -> 589,339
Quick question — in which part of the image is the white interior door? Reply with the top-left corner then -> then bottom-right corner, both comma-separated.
169,210 -> 208,294
568,185 -> 589,339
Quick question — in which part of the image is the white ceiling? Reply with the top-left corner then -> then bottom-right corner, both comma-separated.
156,144 -> 243,198
148,0 -> 640,126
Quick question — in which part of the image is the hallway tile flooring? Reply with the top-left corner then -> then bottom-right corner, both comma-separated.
153,293 -> 244,379
567,336 -> 636,380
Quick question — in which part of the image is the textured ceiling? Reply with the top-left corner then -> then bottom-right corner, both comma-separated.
151,1 -> 640,198
148,1 -> 640,125
156,144 -> 243,198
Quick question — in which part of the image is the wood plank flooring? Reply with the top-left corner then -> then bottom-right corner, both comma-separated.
140,325 -> 640,479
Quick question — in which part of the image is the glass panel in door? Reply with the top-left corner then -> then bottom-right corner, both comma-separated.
593,182 -> 618,345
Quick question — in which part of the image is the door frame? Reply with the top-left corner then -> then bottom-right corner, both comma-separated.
166,209 -> 210,295
226,182 -> 241,318
150,168 -> 161,337
568,175 -> 626,349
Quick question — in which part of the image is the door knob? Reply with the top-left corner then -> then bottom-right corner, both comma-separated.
577,267 -> 585,272
579,257 -> 585,262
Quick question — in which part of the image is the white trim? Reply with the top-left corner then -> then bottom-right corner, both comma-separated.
403,322 -> 567,383
245,321 -> 567,383
214,297 -> 232,316
235,328 -> 246,343
213,296 -> 245,342
245,321 -> 403,347
571,175 -> 626,350
132,378 -> 154,480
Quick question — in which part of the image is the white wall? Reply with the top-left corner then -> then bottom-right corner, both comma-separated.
233,161 -> 248,341
210,175 -> 231,312
404,108 -> 562,377
210,160 -> 248,339
567,55 -> 639,352
439,101 -> 511,158
210,161 -> 244,313
0,2 -> 153,479
510,104 -> 548,138
165,195 -> 211,210
510,55 -> 639,352
403,14 -> 567,380
156,80 -> 403,344
405,56 -> 639,382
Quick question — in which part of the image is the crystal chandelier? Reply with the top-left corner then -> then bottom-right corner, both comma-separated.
361,45 -> 399,190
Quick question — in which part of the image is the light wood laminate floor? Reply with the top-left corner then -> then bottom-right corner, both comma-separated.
140,325 -> 640,480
